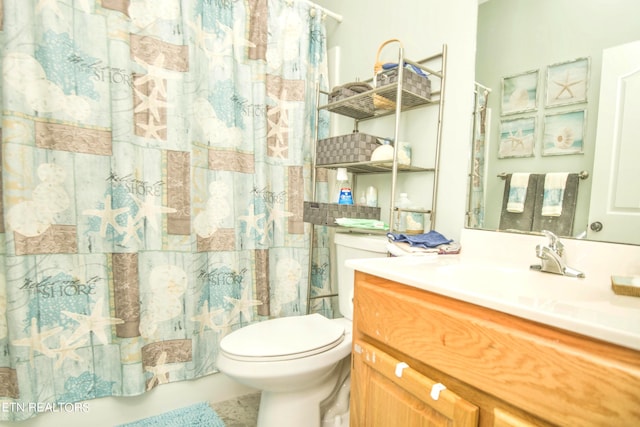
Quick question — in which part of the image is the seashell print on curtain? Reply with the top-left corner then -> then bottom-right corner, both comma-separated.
0,0 -> 330,420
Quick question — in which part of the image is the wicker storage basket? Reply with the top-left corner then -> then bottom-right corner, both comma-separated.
303,202 -> 381,226
316,132 -> 380,165
611,276 -> 640,297
327,85 -> 375,119
376,66 -> 431,102
373,39 -> 403,110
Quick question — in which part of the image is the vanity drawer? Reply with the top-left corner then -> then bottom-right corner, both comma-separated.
353,271 -> 640,426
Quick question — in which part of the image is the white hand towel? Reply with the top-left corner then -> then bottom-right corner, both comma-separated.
506,173 -> 531,213
541,172 -> 569,216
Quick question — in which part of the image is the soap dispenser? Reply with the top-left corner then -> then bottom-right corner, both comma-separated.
395,193 -> 411,232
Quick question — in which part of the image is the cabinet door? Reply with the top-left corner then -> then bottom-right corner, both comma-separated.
351,339 -> 478,427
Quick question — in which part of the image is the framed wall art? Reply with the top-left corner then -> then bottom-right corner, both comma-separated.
545,57 -> 590,108
498,116 -> 536,159
501,69 -> 539,115
542,109 -> 586,156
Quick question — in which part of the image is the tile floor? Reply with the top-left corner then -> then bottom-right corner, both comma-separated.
210,392 -> 260,427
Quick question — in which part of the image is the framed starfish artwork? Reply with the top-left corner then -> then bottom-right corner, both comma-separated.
542,109 -> 586,156
501,69 -> 539,115
545,57 -> 590,108
498,116 -> 536,159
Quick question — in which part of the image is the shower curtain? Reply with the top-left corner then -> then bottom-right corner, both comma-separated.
0,0 -> 329,421
468,84 -> 490,228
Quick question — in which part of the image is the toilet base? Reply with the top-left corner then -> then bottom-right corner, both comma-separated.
256,358 -> 350,427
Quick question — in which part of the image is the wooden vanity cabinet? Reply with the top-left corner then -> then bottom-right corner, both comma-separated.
350,271 -> 640,427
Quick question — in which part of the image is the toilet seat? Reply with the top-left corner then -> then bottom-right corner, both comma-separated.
220,313 -> 345,362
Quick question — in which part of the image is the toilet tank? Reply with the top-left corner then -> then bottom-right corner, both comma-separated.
334,233 -> 388,320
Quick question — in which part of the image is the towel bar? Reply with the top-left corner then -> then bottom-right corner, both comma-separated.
498,171 -> 589,180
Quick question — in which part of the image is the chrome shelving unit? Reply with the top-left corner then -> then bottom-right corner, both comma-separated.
305,44 -> 447,313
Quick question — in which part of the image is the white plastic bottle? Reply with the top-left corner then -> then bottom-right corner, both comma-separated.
358,191 -> 367,205
395,193 -> 411,232
397,141 -> 412,166
365,186 -> 378,207
336,168 -> 353,205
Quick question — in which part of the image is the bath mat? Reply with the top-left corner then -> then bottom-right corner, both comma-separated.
116,401 -> 225,427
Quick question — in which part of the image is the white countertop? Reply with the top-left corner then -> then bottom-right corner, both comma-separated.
346,252 -> 640,351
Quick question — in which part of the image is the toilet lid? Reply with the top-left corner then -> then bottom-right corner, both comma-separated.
220,313 -> 345,361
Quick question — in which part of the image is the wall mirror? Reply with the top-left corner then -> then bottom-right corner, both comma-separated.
470,0 -> 640,245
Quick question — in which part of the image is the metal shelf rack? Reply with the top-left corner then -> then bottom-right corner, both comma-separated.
305,45 -> 447,314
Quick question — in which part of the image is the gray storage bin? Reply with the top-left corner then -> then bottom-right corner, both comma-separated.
327,86 -> 375,119
303,202 -> 381,226
374,67 -> 432,107
316,132 -> 380,165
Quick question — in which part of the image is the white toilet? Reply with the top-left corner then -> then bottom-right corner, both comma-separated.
216,233 -> 388,427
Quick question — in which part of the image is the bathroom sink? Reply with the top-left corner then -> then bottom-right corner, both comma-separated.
379,256 -> 607,306
432,262 -> 600,300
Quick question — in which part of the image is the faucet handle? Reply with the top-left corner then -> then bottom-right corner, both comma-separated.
542,229 -> 557,243
542,230 -> 564,255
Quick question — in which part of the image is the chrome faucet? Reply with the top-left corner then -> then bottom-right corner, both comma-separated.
530,230 -> 585,278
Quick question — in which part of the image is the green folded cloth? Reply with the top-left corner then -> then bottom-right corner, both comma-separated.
334,218 -> 389,230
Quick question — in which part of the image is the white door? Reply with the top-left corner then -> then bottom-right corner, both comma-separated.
587,40 -> 640,244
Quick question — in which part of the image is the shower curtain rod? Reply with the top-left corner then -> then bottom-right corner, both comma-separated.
301,0 -> 343,23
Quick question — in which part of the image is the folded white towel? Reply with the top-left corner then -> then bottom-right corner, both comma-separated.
506,173 -> 531,213
541,172 -> 569,216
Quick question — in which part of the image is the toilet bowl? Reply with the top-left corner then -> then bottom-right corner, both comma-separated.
217,315 -> 352,427
216,233 -> 388,427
